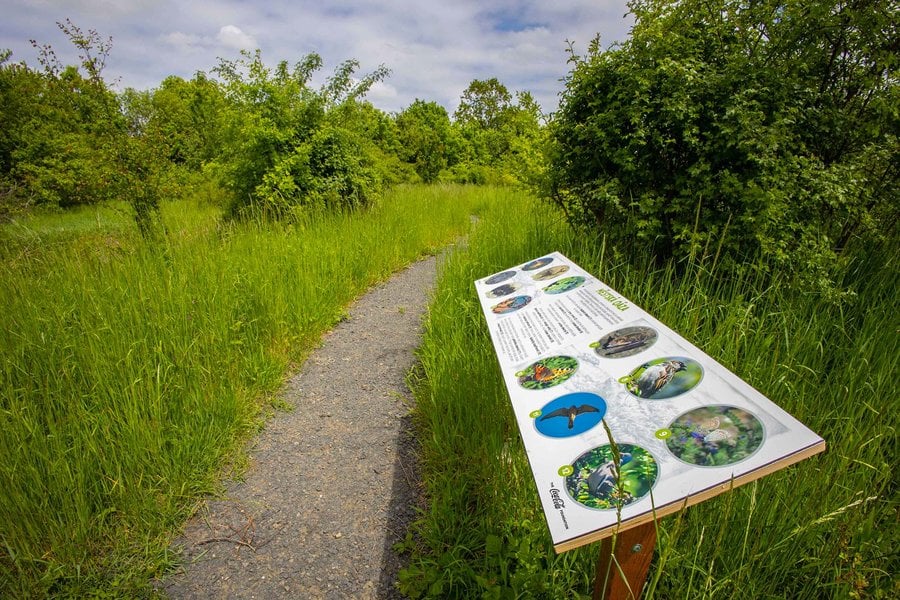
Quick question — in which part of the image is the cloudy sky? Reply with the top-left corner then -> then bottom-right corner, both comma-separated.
1,0 -> 633,115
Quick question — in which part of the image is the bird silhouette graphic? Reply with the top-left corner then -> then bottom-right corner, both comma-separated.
635,360 -> 687,397
539,404 -> 600,429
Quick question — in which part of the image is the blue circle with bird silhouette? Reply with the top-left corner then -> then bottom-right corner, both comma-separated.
565,443 -> 659,510
619,356 -> 703,400
533,392 -> 606,438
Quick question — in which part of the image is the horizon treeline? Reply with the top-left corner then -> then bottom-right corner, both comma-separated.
0,20 -> 545,228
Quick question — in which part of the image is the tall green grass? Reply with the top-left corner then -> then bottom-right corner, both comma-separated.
0,184 -> 488,597
403,191 -> 898,598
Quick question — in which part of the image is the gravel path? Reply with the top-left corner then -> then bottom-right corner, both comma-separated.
160,254 -> 440,599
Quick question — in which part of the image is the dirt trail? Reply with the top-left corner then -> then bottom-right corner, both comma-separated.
160,254 -> 440,599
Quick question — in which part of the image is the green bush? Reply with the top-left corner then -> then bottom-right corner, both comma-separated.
548,0 -> 898,296
254,125 -> 379,214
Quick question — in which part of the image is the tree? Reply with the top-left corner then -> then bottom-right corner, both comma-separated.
138,74 -> 227,170
212,49 -> 390,216
1,21 -> 172,238
395,100 -> 460,182
454,77 -> 513,129
548,0 -> 898,295
448,79 -> 546,186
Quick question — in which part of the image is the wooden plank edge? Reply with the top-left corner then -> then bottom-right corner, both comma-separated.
553,438 -> 827,553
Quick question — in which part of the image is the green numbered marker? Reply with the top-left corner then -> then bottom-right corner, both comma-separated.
529,409 -> 542,419
655,428 -> 672,440
558,465 -> 574,477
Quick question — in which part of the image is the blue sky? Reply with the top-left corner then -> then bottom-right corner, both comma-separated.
0,1 -> 633,115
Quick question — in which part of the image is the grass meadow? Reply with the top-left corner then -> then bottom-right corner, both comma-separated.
403,194 -> 897,598
0,184 -> 488,597
1,184 -> 896,598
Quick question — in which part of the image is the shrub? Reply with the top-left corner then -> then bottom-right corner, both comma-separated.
548,0 -> 898,296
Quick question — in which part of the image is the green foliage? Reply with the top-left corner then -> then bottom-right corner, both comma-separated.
405,191 -> 898,598
256,126 -> 378,212
0,185 -> 481,596
212,49 -> 391,217
138,74 -> 227,170
454,77 -> 513,130
548,0 -> 899,296
449,79 -> 547,187
396,100 -> 462,183
1,21 -> 170,238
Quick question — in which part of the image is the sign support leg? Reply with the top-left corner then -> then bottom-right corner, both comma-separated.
593,521 -> 657,600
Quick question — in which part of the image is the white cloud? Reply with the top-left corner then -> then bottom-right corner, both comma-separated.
1,1 -> 633,112
160,31 -> 205,50
216,25 -> 256,50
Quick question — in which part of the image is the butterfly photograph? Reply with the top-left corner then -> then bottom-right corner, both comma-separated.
516,356 -> 579,390
491,295 -> 532,314
666,405 -> 765,466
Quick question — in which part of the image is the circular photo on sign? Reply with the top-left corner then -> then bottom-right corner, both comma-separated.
666,405 -> 765,467
516,356 -> 578,390
485,270 -> 516,285
486,282 -> 521,299
531,265 -> 570,281
522,257 -> 554,271
565,443 -> 659,510
543,276 -> 586,295
534,392 -> 606,438
619,356 -> 703,400
491,295 -> 532,314
590,326 -> 659,359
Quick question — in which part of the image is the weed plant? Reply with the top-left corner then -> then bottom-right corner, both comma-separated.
404,192 -> 898,598
0,184 -> 484,596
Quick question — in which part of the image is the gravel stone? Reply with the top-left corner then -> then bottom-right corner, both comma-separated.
160,255 -> 439,599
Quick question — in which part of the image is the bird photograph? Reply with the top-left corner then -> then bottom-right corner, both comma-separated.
541,404 -> 600,429
566,443 -> 658,510
522,257 -> 554,271
592,325 -> 658,358
486,282 -> 521,298
484,270 -> 516,285
531,265 -> 570,281
542,276 -> 586,295
622,356 -> 702,399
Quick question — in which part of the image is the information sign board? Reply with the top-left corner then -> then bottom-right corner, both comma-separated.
474,252 -> 826,552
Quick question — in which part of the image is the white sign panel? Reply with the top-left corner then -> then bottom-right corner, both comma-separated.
474,252 -> 825,552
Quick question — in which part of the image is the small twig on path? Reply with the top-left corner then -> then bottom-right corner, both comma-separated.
194,537 -> 256,550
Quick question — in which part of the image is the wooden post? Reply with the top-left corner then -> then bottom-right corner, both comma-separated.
593,521 -> 657,600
